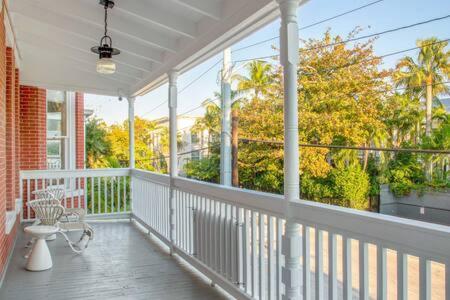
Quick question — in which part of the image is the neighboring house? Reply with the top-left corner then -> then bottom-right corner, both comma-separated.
150,115 -> 209,173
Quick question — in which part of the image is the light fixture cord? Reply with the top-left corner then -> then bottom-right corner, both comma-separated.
104,3 -> 108,37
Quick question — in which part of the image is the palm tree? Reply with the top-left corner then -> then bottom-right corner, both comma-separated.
233,60 -> 273,99
395,38 -> 450,137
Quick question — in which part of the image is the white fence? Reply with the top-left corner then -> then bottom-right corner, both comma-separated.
131,169 -> 450,300
20,168 -> 450,299
20,168 -> 131,221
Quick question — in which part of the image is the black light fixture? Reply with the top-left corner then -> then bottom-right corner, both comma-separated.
91,0 -> 120,74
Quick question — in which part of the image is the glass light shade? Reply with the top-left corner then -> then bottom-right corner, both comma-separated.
96,58 -> 116,74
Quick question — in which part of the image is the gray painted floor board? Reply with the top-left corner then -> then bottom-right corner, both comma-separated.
0,222 -> 228,300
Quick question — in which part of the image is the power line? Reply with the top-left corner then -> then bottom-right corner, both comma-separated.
320,38 -> 450,74
178,59 -> 223,94
141,99 -> 168,118
139,59 -> 222,117
233,15 -> 450,63
232,0 -> 385,53
302,15 -> 450,53
240,138 -> 450,154
235,38 -> 450,69
178,97 -> 220,117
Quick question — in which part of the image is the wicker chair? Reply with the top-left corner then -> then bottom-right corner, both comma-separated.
26,193 -> 94,254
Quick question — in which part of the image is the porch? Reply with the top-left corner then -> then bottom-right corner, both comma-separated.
1,221 -> 227,300
5,168 -> 448,299
0,0 -> 449,299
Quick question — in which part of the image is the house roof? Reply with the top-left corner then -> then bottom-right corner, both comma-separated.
7,0 -> 300,97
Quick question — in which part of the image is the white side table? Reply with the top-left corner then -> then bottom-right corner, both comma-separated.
24,225 -> 59,271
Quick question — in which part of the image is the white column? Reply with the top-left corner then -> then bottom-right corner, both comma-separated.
278,0 -> 301,299
220,48 -> 232,186
128,97 -> 135,169
168,70 -> 178,255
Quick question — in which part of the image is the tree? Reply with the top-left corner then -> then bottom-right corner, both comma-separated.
106,117 -> 159,170
395,38 -> 450,137
233,60 -> 273,99
85,117 -> 112,168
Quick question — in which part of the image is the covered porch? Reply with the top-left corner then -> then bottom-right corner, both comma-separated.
0,0 -> 449,299
1,221 -> 227,299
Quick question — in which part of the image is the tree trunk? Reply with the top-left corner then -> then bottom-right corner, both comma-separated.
363,143 -> 369,171
231,109 -> 239,187
425,82 -> 433,137
425,81 -> 433,179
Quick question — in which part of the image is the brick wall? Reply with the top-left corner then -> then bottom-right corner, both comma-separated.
5,47 -> 15,211
19,86 -> 47,170
14,69 -> 19,199
75,92 -> 84,169
0,7 -> 13,279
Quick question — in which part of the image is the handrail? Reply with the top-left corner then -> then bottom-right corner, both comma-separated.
173,176 -> 285,217
290,200 -> 450,261
135,169 -> 450,262
20,168 -> 131,180
131,168 -> 170,185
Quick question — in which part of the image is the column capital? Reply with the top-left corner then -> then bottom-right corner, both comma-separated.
168,70 -> 179,85
127,96 -> 135,104
277,0 -> 299,20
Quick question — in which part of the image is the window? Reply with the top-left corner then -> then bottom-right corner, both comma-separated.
191,132 -> 199,145
47,90 -> 67,170
191,150 -> 200,161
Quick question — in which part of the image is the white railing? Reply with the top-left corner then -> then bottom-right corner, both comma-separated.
131,169 -> 450,300
19,168 -> 450,299
20,168 -> 131,221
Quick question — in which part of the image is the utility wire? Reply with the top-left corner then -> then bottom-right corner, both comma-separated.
235,38 -> 450,68
179,59 -> 223,94
240,138 -> 450,154
140,59 -> 222,117
302,15 -> 450,53
141,99 -> 168,118
232,0 -> 385,53
178,97 -> 221,117
234,16 -> 450,63
139,136 -> 450,163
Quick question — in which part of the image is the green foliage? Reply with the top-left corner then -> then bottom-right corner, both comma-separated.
385,147 -> 426,196
86,176 -> 131,214
300,175 -> 335,203
184,152 -> 220,183
331,165 -> 370,210
85,117 -> 112,168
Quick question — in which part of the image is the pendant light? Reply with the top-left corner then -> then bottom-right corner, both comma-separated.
91,0 -> 120,74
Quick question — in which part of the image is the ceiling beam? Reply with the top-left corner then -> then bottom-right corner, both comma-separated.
171,0 -> 222,21
9,2 -> 165,64
13,15 -> 154,74
112,0 -> 197,38
16,0 -> 178,53
16,30 -> 145,80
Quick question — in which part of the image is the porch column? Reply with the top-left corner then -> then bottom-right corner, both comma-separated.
278,0 -> 301,299
220,48 -> 232,186
128,97 -> 135,169
168,70 -> 178,255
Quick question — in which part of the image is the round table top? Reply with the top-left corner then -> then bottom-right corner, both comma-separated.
24,225 -> 59,236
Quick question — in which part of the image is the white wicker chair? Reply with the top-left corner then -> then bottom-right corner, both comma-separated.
32,186 -> 86,221
27,195 -> 94,254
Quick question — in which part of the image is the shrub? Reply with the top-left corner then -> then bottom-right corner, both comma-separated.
332,165 -> 370,210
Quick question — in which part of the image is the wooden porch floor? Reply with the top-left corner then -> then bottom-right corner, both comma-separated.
0,221 -> 228,300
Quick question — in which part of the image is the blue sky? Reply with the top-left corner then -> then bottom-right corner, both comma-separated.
86,0 -> 450,124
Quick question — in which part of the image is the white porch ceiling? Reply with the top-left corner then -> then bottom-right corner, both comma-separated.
8,0 -> 285,97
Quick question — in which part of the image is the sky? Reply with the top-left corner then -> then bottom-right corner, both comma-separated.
85,0 -> 450,125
